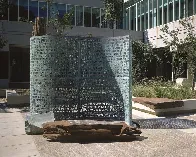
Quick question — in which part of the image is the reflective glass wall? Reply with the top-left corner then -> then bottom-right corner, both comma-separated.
124,0 -> 196,31
1,0 -> 124,29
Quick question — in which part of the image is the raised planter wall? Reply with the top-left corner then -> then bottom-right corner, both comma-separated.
133,99 -> 196,116
7,95 -> 30,107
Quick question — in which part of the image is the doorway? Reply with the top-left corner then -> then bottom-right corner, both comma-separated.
9,46 -> 30,83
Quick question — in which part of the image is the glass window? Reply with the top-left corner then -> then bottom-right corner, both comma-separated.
9,0 -> 18,21
67,5 -> 75,26
159,7 -> 162,25
19,0 -> 28,21
140,1 -> 144,30
48,3 -> 58,19
180,0 -> 185,18
149,0 -> 152,11
158,0 -> 163,25
141,1 -> 144,15
137,3 -> 140,30
168,3 -> 173,22
116,18 -> 123,29
158,0 -> 162,8
149,11 -> 152,28
153,0 -> 157,27
175,0 -> 179,20
138,18 -> 140,31
141,15 -> 144,30
133,5 -> 136,30
188,0 -> 193,16
144,0 -> 148,14
195,0 -> 196,14
76,6 -> 83,26
130,6 -> 134,30
148,0 -> 153,28
163,4 -> 167,24
126,9 -> 130,30
29,0 -> 38,22
101,8 -> 107,28
92,8 -> 100,28
56,3 -> 66,18
39,1 -> 47,18
146,13 -> 148,29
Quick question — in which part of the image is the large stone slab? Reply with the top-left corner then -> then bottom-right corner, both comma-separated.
133,97 -> 196,116
133,97 -> 183,109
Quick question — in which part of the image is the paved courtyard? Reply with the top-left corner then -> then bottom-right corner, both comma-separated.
1,107 -> 196,157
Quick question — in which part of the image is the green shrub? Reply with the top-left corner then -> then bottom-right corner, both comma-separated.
132,85 -> 156,98
154,86 -> 192,100
133,79 -> 196,100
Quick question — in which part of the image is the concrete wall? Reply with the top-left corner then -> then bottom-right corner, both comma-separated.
0,20 -> 143,50
0,21 -> 33,50
48,26 -> 143,40
145,15 -> 196,48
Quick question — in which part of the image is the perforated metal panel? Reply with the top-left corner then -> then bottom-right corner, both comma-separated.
30,35 -> 132,122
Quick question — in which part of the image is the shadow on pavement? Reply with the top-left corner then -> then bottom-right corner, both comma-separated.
0,109 -> 13,113
134,118 -> 196,129
0,103 -> 13,113
46,135 -> 148,144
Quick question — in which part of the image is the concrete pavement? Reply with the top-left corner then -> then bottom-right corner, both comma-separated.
0,108 -> 40,157
33,128 -> 196,157
1,107 -> 196,157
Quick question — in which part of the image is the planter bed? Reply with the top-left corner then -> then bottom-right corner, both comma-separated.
6,90 -> 30,107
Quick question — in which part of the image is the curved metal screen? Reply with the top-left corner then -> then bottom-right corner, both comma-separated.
30,35 -> 132,122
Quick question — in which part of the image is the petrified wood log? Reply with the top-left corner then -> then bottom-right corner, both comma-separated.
43,120 -> 142,142
32,17 -> 46,36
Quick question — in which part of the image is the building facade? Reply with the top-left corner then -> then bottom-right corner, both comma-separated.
124,0 -> 195,31
124,0 -> 196,81
0,0 -> 143,88
1,0 -> 123,29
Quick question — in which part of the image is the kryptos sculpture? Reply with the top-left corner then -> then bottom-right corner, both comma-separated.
27,35 -> 132,134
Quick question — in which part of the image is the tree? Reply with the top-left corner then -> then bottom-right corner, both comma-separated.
0,0 -> 8,19
102,0 -> 123,29
32,0 -> 74,36
132,40 -> 162,83
160,17 -> 196,89
45,0 -> 74,35
0,35 -> 7,49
